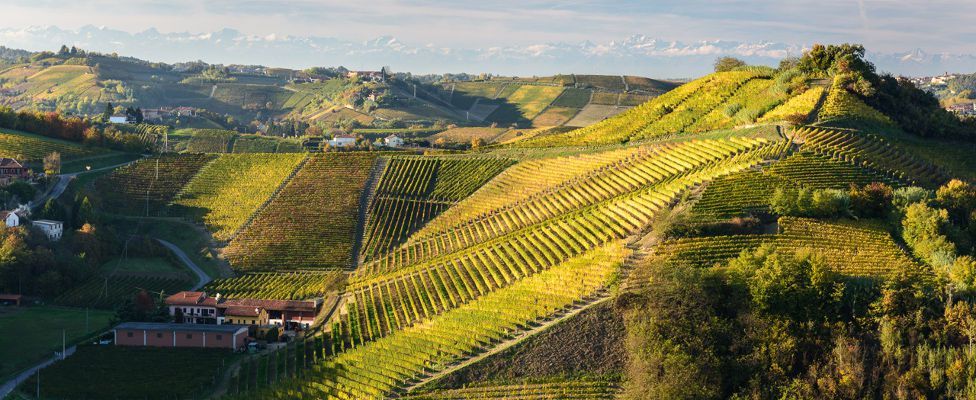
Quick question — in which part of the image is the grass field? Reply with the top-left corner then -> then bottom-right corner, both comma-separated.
0,306 -> 114,381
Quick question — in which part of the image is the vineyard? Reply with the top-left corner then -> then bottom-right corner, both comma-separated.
331,139 -> 781,355
93,154 -> 216,216
203,271 -> 346,300
223,153 -> 378,271
795,126 -> 950,187
361,157 -> 514,259
765,151 -> 896,189
760,86 -> 826,122
185,129 -> 237,153
0,127 -> 108,161
817,80 -> 893,125
21,346 -> 233,400
53,274 -> 192,309
229,241 -> 627,399
654,217 -> 916,275
403,379 -> 620,399
171,153 -> 306,241
518,69 -> 776,147
692,170 -> 790,221
368,138 -> 781,276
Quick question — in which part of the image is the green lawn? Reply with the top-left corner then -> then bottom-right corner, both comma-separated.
104,216 -> 226,279
0,306 -> 114,381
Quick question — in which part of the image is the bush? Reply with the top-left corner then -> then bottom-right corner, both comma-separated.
770,187 -> 850,218
849,182 -> 893,218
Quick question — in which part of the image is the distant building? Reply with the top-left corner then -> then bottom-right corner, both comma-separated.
31,220 -> 63,241
328,134 -> 357,148
142,108 -> 164,122
384,135 -> 404,148
1,211 -> 19,228
0,158 -> 29,183
108,115 -> 131,124
172,107 -> 196,117
0,294 -> 23,307
113,322 -> 248,350
164,291 -> 322,329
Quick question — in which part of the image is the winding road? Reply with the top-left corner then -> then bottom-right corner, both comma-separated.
155,238 -> 211,290
2,156 -> 213,398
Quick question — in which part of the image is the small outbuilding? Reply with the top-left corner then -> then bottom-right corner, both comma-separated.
113,322 -> 249,350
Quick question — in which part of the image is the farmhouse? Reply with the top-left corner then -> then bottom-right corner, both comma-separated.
113,322 -> 248,350
1,211 -> 19,227
384,135 -> 404,148
0,158 -> 29,183
328,134 -> 357,148
164,291 -> 322,329
31,220 -> 63,241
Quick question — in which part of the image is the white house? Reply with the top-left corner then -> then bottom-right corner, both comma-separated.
384,135 -> 404,148
108,115 -> 130,124
328,135 -> 357,148
31,220 -> 63,241
0,211 -> 18,228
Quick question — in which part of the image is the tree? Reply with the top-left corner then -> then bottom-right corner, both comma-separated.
43,152 -> 61,175
102,102 -> 114,121
305,125 -> 323,137
470,137 -> 485,149
74,197 -> 96,228
714,57 -> 746,72
39,198 -> 65,222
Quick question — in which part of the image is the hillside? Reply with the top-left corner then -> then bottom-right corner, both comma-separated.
8,44 -> 976,400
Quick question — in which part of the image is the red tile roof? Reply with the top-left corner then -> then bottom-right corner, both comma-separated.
164,291 -> 207,306
0,158 -> 24,168
224,306 -> 262,317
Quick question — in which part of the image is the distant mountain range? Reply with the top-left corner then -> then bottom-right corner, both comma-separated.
1,26 -> 973,78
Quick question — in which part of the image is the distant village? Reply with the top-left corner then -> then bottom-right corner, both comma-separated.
909,73 -> 976,117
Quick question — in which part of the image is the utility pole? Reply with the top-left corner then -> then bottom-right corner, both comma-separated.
62,329 -> 66,360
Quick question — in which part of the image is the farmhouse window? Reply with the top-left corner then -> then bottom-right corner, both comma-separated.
186,333 -> 193,339
127,332 -> 133,338
157,333 -> 163,338
216,334 -> 222,340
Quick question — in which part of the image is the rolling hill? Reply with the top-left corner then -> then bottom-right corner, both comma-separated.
10,44 -> 976,400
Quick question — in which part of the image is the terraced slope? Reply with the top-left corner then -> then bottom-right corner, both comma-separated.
692,170 -> 791,221
766,151 -> 897,189
368,138 -> 781,276
362,157 -> 514,259
54,275 -> 192,309
414,147 -> 647,240
795,127 -> 950,187
760,86 -> 827,122
403,380 -> 619,399
171,153 -> 306,241
203,271 -> 345,300
518,69 -> 775,147
230,241 -> 626,400
654,217 -> 916,275
818,82 -> 893,125
223,153 -> 378,271
93,154 -> 216,216
332,139 -> 781,356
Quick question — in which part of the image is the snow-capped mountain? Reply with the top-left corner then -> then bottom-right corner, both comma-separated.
0,26 -> 970,77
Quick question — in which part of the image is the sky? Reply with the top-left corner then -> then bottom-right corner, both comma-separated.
1,0 -> 974,76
